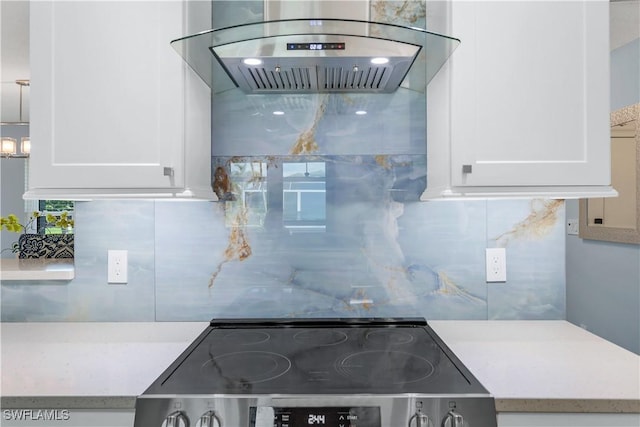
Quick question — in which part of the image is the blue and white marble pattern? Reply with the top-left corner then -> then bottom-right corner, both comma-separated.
1,201 -> 156,321
0,1 -> 566,322
212,91 -> 427,157
152,195 -> 564,321
486,199 -> 566,320
0,195 -> 566,322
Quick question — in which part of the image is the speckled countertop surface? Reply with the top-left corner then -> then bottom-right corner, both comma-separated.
0,322 -> 208,410
429,320 -> 640,413
1,321 -> 638,413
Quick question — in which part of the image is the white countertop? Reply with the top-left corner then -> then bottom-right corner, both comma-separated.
429,320 -> 640,413
0,322 -> 208,409
1,321 -> 638,413
0,258 -> 75,281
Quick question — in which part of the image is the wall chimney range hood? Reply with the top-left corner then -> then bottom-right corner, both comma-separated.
170,19 -> 460,95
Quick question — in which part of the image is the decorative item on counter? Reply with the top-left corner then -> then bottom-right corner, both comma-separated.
17,234 -> 74,259
1,211 -> 74,258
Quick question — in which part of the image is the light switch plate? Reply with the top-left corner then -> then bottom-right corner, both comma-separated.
486,248 -> 506,282
108,250 -> 128,284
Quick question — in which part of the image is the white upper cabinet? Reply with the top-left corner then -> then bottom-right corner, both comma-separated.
25,1 -> 214,199
424,0 -> 615,199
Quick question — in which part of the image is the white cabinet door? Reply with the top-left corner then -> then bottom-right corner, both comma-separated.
425,0 -> 614,199
26,1 -> 213,199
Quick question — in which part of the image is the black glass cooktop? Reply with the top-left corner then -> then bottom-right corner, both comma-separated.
145,318 -> 488,395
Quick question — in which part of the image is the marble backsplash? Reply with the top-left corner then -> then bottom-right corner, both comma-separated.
0,197 -> 565,322
0,1 -> 565,321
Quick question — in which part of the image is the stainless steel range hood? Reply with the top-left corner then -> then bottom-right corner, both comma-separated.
171,18 -> 459,95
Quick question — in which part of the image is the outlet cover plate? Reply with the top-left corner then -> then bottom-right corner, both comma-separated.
108,250 -> 128,284
486,247 -> 506,282
567,219 -> 579,235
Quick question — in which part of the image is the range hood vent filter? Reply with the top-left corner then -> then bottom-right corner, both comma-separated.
236,64 -> 395,93
172,19 -> 460,94
238,65 -> 315,92
223,60 -> 410,94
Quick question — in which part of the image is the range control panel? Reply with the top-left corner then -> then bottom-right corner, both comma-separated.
250,406 -> 380,427
136,395 -> 497,427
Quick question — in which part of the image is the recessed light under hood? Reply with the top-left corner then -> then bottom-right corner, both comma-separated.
170,19 -> 460,95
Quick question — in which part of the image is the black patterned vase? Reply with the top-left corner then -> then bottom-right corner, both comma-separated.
18,234 -> 74,259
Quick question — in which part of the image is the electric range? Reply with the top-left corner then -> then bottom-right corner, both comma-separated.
134,318 -> 497,427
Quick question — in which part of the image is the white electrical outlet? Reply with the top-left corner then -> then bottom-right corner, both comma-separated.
485,248 -> 507,282
108,250 -> 128,284
567,219 -> 579,235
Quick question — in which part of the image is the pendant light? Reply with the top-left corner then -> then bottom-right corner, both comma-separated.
1,80 -> 30,158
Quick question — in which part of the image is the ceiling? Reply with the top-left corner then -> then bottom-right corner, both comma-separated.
1,0 -> 639,122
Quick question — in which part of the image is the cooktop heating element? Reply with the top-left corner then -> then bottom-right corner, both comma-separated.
134,318 -> 497,427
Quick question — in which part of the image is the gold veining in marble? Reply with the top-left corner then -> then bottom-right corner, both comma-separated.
375,155 -> 391,169
371,0 -> 426,27
352,288 -> 374,311
290,95 -> 328,155
435,271 -> 485,304
210,159 -> 281,287
494,199 -> 564,246
209,201 -> 252,288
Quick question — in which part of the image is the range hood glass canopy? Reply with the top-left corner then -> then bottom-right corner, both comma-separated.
171,19 -> 460,94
